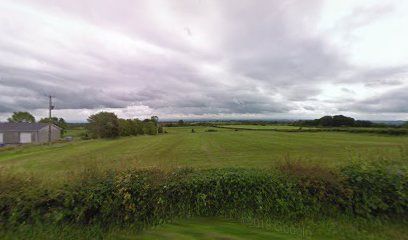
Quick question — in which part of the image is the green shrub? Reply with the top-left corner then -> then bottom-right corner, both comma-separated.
341,164 -> 408,216
1,165 -> 407,229
205,129 -> 218,132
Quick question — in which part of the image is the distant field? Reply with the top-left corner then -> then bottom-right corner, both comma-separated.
64,128 -> 86,138
219,124 -> 407,132
220,124 -> 306,130
1,126 -> 407,182
1,126 -> 407,239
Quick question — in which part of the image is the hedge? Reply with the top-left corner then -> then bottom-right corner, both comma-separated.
1,165 -> 407,229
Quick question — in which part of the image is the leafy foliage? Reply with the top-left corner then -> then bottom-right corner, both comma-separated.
85,111 -> 161,138
7,111 -> 35,123
86,112 -> 120,138
1,165 -> 406,229
294,115 -> 373,128
39,117 -> 68,135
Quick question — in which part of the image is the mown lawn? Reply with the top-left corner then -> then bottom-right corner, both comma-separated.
134,218 -> 408,240
1,126 -> 407,182
1,127 -> 407,239
2,218 -> 407,240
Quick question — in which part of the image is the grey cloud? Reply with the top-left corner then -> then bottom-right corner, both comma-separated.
340,2 -> 394,30
0,0 -> 407,120
347,87 -> 408,113
341,88 -> 355,94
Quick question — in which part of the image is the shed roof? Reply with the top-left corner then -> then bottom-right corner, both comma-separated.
0,122 -> 60,132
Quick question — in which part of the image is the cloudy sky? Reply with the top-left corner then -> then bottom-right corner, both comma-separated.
0,0 -> 407,122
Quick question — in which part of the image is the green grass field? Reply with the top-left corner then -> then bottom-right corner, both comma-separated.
1,126 -> 407,182
1,126 -> 408,239
3,217 -> 407,240
220,125 -> 307,130
133,218 -> 408,240
1,219 -> 300,240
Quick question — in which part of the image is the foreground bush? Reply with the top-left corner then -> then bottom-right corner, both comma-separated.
0,165 -> 407,229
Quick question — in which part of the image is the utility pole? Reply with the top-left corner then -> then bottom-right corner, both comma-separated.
48,95 -> 54,144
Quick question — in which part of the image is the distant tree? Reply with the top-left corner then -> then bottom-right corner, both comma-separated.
143,121 -> 158,135
178,120 -> 185,126
354,120 -> 373,128
318,116 -> 333,127
151,116 -> 159,134
86,112 -> 120,138
403,122 -> 408,128
133,119 -> 145,135
8,112 -> 35,123
332,115 -> 355,127
295,115 -> 370,127
151,116 -> 159,124
39,117 -> 68,135
158,125 -> 164,134
118,119 -> 133,136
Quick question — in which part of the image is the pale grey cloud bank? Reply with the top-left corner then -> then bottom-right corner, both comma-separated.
0,0 -> 407,121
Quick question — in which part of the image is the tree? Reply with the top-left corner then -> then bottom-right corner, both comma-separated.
133,119 -> 145,135
8,112 -> 35,123
158,125 -> 164,133
332,115 -> 355,127
151,116 -> 159,134
143,121 -> 158,135
318,116 -> 333,127
403,122 -> 408,128
151,116 -> 159,124
178,120 -> 185,126
39,117 -> 68,135
355,120 -> 373,127
86,112 -> 120,138
118,119 -> 133,136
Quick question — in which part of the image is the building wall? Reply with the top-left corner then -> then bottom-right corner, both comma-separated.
1,132 -> 19,144
0,125 -> 61,144
38,126 -> 61,143
32,132 -> 38,142
0,132 -> 37,144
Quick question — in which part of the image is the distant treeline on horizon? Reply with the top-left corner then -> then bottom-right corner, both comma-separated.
67,116 -> 407,128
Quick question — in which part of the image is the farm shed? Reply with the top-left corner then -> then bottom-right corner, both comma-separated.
0,122 -> 61,144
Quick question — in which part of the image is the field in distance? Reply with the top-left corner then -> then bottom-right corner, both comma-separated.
1,126 -> 407,182
220,124 -> 308,130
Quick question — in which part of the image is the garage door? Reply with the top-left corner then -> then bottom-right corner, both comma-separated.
0,133 -> 3,144
20,132 -> 32,143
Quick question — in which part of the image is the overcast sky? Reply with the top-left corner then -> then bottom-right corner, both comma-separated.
1,0 -> 407,122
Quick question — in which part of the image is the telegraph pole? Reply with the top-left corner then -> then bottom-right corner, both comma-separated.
48,95 -> 53,144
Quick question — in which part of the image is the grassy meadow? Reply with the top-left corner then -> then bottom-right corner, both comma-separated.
3,217 -> 407,240
0,126 -> 407,182
1,125 -> 407,239
220,124 -> 307,130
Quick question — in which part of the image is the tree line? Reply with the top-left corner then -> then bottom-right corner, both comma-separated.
5,111 -> 164,139
85,112 -> 163,139
5,111 -> 408,137
293,115 -> 377,127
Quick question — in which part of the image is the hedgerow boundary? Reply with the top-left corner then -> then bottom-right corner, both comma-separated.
1,163 -> 407,230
